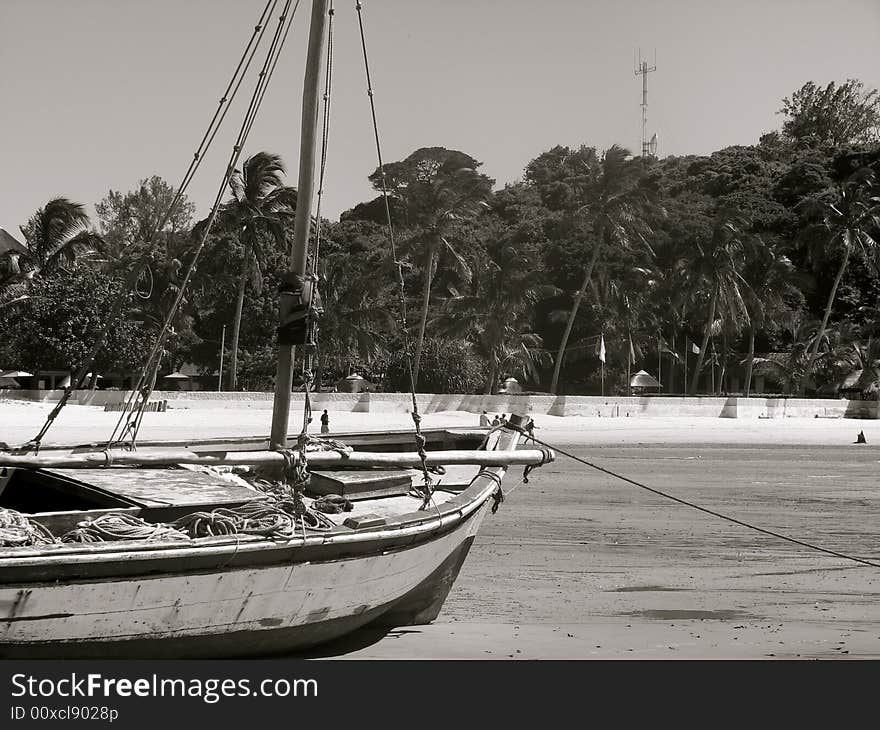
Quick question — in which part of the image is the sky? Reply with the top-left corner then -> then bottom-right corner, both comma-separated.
2,0 -> 879,236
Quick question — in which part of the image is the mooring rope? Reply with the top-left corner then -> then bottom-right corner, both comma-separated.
509,424 -> 880,570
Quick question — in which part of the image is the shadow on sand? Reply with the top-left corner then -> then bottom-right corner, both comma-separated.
283,625 -> 425,658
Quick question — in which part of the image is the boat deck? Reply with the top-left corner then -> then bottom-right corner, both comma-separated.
37,463 -> 482,527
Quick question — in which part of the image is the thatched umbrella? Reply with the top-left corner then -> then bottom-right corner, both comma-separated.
837,368 -> 880,398
630,369 -> 661,389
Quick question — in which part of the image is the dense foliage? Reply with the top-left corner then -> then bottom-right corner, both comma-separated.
2,79 -> 880,396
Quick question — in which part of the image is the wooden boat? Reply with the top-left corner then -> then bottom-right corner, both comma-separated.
0,417 -> 550,658
0,1 -> 553,657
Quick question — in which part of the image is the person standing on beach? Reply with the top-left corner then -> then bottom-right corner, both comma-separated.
320,409 -> 330,434
480,411 -> 490,427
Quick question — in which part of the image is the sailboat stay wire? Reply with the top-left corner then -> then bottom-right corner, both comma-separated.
108,0 -> 303,450
21,0 -> 282,452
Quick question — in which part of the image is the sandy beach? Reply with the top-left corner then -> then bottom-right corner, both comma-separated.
2,400 -> 879,659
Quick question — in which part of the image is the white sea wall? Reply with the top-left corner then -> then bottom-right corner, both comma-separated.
3,390 -> 877,418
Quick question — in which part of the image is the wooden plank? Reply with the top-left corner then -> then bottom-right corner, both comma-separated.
33,427 -> 486,454
308,470 -> 412,501
49,468 -> 261,508
0,447 -> 553,470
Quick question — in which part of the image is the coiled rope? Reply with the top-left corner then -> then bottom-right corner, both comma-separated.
60,513 -> 190,544
508,423 -> 880,570
172,496 -> 335,539
0,508 -> 56,548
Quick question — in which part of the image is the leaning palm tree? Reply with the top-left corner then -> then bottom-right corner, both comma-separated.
740,239 -> 803,396
435,238 -> 548,394
589,261 -> 655,394
211,152 -> 297,390
549,145 -> 654,394
687,214 -> 751,395
9,198 -> 103,279
752,316 -> 829,394
822,326 -> 880,396
799,166 -> 880,393
400,217 -> 475,390
369,147 -> 493,390
314,252 -> 396,386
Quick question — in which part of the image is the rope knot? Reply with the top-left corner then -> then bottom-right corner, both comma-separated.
491,485 -> 505,514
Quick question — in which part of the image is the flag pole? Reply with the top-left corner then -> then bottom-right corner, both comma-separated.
218,324 -> 226,392
626,331 -> 632,397
657,333 -> 662,394
684,337 -> 688,396
671,331 -> 676,393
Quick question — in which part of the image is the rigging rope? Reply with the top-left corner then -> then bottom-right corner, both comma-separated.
107,0 -> 302,451
506,423 -> 880,570
19,0 -> 280,453
355,0 -> 434,508
0,508 -> 56,548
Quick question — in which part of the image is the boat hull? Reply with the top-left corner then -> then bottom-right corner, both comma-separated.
0,503 -> 488,658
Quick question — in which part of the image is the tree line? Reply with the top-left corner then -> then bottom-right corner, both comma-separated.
1,79 -> 879,396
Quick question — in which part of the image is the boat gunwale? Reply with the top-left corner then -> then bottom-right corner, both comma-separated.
0,476 -> 496,568
16,426 -> 490,454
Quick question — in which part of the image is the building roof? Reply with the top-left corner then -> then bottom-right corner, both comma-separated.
0,228 -> 27,256
630,369 -> 661,388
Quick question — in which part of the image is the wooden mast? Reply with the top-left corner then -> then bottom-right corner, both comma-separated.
270,0 -> 330,450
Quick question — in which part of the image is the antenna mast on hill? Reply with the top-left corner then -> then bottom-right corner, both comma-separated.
634,49 -> 657,158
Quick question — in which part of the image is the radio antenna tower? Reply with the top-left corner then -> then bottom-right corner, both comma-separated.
634,49 -> 657,158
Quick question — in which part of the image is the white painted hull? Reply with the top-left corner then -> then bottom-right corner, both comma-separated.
0,502 -> 489,657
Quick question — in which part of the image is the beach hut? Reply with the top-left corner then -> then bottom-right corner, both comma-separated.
58,373 -> 102,389
630,369 -> 661,394
836,368 -> 880,400
499,377 -> 523,394
336,373 -> 373,393
162,371 -> 191,391
0,228 -> 27,257
0,370 -> 32,389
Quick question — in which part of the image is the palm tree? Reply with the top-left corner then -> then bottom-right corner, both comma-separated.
369,148 -> 493,390
549,145 -> 654,394
822,325 -> 880,397
799,166 -> 880,393
436,238 -> 547,394
590,262 -> 654,394
740,239 -> 802,396
212,152 -> 297,390
687,215 -> 750,395
403,220 -> 475,390
6,198 -> 103,279
751,316 -> 829,394
314,252 -> 396,386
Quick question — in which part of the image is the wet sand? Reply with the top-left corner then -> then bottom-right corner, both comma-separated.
2,401 -> 879,659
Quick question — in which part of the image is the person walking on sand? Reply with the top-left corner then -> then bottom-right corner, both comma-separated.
479,411 -> 490,427
320,409 -> 330,434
